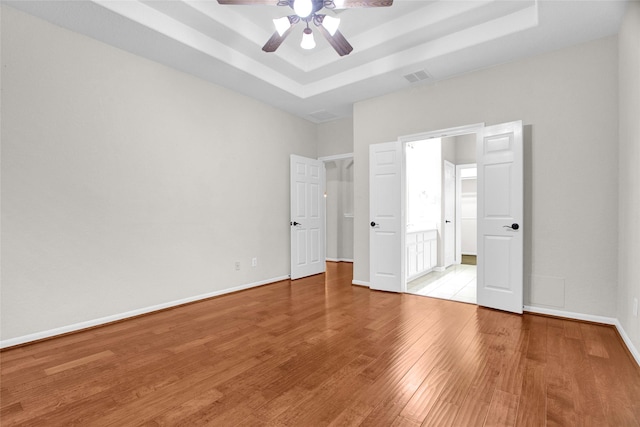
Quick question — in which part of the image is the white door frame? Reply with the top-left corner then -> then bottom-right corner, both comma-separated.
455,163 -> 477,264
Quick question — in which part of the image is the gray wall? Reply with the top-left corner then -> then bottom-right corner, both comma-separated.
0,6 -> 317,341
454,133 -> 476,165
617,1 -> 640,357
317,118 -> 353,158
354,36 -> 619,317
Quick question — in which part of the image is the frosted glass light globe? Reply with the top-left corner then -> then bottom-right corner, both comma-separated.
293,0 -> 313,18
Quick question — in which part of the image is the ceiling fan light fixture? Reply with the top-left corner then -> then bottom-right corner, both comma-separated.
322,15 -> 340,36
273,16 -> 290,36
293,0 -> 313,18
300,27 -> 316,49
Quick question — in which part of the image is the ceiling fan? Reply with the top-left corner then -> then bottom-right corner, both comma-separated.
217,0 -> 393,56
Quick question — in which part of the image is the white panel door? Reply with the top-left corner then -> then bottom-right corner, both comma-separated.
290,155 -> 326,280
477,121 -> 523,314
369,141 -> 404,292
443,160 -> 456,268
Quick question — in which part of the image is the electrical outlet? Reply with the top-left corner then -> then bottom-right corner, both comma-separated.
251,257 -> 258,267
633,298 -> 638,317
235,261 -> 240,271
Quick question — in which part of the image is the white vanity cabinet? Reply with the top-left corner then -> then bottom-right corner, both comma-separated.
406,229 -> 437,280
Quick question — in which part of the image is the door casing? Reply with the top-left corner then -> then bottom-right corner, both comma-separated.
369,121 -> 524,315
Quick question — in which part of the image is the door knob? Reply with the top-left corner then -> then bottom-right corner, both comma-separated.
370,221 -> 377,227
291,221 -> 301,226
503,223 -> 520,230
445,220 -> 451,223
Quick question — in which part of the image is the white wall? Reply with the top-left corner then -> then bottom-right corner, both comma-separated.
0,6 -> 317,342
406,140 -> 441,231
354,36 -> 619,317
617,1 -> 640,357
454,134 -> 477,257
454,134 -> 476,165
460,178 -> 477,255
317,118 -> 353,158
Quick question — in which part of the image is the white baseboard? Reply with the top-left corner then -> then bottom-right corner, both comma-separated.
351,280 -> 370,287
524,305 -> 640,367
523,305 -> 617,325
0,275 -> 289,349
326,258 -> 354,263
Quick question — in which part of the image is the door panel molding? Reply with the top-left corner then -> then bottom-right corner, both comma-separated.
369,141 -> 404,293
477,121 -> 523,314
290,155 -> 326,280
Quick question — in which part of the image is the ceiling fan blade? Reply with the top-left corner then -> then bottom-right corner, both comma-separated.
262,27 -> 293,52
218,0 -> 278,4
318,26 -> 353,56
332,0 -> 392,8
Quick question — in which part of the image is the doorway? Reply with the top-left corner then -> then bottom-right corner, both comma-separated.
322,154 -> 354,264
404,134 -> 478,304
369,120 -> 523,313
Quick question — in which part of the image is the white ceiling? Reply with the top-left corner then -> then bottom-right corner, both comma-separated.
7,0 -> 629,123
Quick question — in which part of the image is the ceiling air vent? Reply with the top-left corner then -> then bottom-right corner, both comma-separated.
309,110 -> 338,121
403,69 -> 431,84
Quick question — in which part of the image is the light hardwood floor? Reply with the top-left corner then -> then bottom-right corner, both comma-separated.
1,262 -> 639,426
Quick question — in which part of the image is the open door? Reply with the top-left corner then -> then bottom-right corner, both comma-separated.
369,142 -> 404,292
290,155 -> 326,280
476,121 -> 523,314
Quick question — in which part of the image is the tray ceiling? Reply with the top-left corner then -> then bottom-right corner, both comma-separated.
6,0 -> 629,122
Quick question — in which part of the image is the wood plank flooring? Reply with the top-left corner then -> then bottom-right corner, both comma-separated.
1,262 -> 639,426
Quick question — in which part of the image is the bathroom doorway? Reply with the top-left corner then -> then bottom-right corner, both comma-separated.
405,133 -> 478,304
